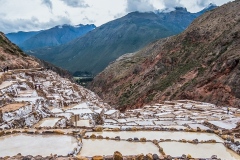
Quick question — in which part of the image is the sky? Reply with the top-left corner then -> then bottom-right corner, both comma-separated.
0,0 -> 233,33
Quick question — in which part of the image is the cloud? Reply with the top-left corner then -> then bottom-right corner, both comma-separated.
162,0 -> 183,9
0,16 -> 71,33
41,0 -> 53,10
196,0 -> 211,7
126,0 -> 155,12
60,0 -> 89,8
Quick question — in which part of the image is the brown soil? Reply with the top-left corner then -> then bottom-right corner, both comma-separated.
1,103 -> 26,113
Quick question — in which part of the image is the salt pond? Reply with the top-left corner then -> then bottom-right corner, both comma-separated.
209,121 -> 237,130
75,120 -> 92,127
85,131 -> 223,142
159,142 -> 240,159
38,118 -> 61,127
0,134 -> 78,157
80,139 -> 160,156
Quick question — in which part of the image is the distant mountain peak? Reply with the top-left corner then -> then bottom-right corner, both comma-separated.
174,7 -> 188,12
155,7 -> 188,14
55,24 -> 96,29
197,3 -> 217,14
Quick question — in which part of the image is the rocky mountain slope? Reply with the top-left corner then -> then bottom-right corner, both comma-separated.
26,6 -> 216,75
0,32 -> 40,70
0,32 -> 72,79
6,24 -> 96,50
90,0 -> 240,111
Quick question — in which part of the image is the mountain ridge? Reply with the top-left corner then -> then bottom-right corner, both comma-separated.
26,6 -> 216,75
6,24 -> 96,50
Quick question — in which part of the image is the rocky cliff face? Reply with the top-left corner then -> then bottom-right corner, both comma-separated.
90,0 -> 240,111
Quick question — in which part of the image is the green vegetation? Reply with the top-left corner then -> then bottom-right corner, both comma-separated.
154,61 -> 198,92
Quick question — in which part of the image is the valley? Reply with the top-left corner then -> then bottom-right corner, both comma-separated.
0,0 -> 240,159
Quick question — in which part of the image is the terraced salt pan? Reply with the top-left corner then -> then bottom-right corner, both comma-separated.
117,119 -> 127,123
66,109 -> 93,115
38,118 -> 61,127
125,118 -> 143,122
188,124 -> 210,130
14,97 -> 43,102
125,122 -> 137,126
159,142 -> 240,160
162,125 -> 187,130
154,121 -> 176,125
80,139 -> 160,156
209,121 -> 237,130
72,103 -> 89,109
86,131 -> 223,142
135,120 -> 154,125
103,124 -> 121,129
175,121 -> 195,125
75,120 -> 91,127
105,119 -> 117,123
0,134 -> 78,157
51,108 -> 63,113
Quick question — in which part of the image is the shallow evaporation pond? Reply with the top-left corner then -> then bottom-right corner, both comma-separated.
75,120 -> 91,127
159,142 -> 240,160
0,134 -> 78,157
85,131 -> 223,142
38,118 -> 61,127
80,139 -> 160,156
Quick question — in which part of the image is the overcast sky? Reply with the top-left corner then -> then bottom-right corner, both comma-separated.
0,0 -> 233,33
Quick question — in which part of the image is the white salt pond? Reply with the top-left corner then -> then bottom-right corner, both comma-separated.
38,118 -> 61,127
0,134 -> 78,157
75,120 -> 92,127
159,142 -> 240,159
85,131 -> 223,142
209,121 -> 237,130
80,139 -> 160,156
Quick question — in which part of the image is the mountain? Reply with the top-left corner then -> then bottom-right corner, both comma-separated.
0,32 -> 72,79
26,6 -> 216,75
90,0 -> 240,111
6,24 -> 96,50
5,31 -> 41,45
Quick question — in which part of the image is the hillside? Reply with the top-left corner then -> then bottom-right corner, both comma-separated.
6,24 -> 96,50
0,32 -> 39,69
90,0 -> 240,111
26,6 -> 216,75
0,32 -> 72,79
